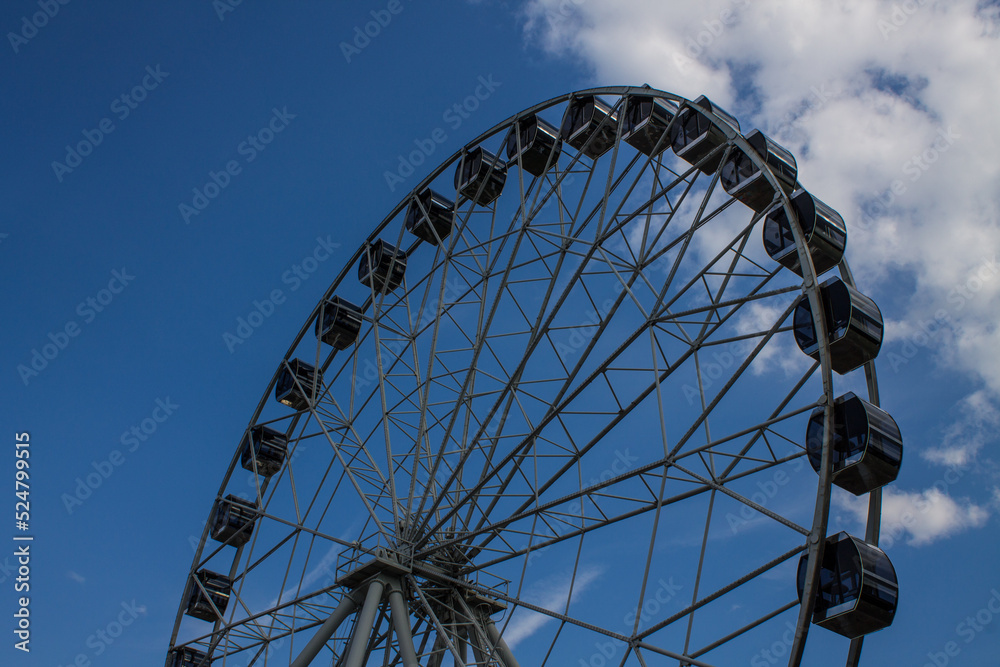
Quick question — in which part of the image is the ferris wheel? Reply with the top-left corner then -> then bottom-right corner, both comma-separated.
166,86 -> 904,667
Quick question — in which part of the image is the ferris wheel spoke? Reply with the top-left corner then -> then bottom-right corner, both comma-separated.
195,585 -> 341,657
405,231 -> 465,525
411,192 -> 545,528
452,256 -> 794,550
453,446 -> 805,571
688,599 -> 800,661
384,208 -> 518,522
422,150 -> 736,532
638,543 -> 806,642
408,576 -> 471,667
471,406 -> 811,557
303,409 -> 396,540
418,219 -> 675,540
631,642 -> 721,667
416,243 -> 580,533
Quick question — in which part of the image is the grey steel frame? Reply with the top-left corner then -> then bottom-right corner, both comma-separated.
166,86 -> 885,667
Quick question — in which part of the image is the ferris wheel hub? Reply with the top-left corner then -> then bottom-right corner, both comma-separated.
336,548 -> 412,589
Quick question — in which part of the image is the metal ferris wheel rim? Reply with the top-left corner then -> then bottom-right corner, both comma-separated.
167,85 -> 886,667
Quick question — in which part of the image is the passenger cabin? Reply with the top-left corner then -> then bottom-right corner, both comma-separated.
455,147 -> 506,206
315,296 -> 363,350
167,647 -> 210,667
275,358 -> 321,410
793,277 -> 883,375
670,95 -> 740,173
240,425 -> 287,477
358,239 -> 406,294
806,393 -> 903,495
505,114 -> 561,176
560,95 -> 619,159
797,532 -> 898,638
185,570 -> 232,622
721,129 -> 798,212
763,189 -> 847,277
210,494 -> 258,547
623,94 -> 677,156
405,188 -> 455,245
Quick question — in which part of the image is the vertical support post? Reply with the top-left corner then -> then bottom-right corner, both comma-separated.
427,633 -> 446,667
486,620 -> 521,667
465,620 -> 490,666
388,584 -> 419,667
408,575 -> 466,667
344,579 -> 386,667
456,623 -> 468,664
290,594 -> 360,667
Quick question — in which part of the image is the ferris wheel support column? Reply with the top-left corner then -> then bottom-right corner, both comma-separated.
456,624 -> 469,664
344,579 -> 386,667
388,582 -> 420,667
289,593 -> 361,667
468,626 -> 489,666
486,619 -> 521,667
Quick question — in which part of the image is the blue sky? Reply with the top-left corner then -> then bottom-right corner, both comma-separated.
3,1 -> 999,666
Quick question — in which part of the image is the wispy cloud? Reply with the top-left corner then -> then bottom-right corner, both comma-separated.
269,540 -> 346,609
923,389 -> 999,467
502,564 -> 605,648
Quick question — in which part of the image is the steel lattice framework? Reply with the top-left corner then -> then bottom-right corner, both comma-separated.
167,86 -> 889,667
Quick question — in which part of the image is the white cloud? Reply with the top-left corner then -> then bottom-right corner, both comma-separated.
923,389 -> 1000,467
67,570 -> 86,585
735,300 -> 810,377
836,486 -> 990,546
270,541 -> 344,608
521,0 -> 1000,397
502,564 -> 604,648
